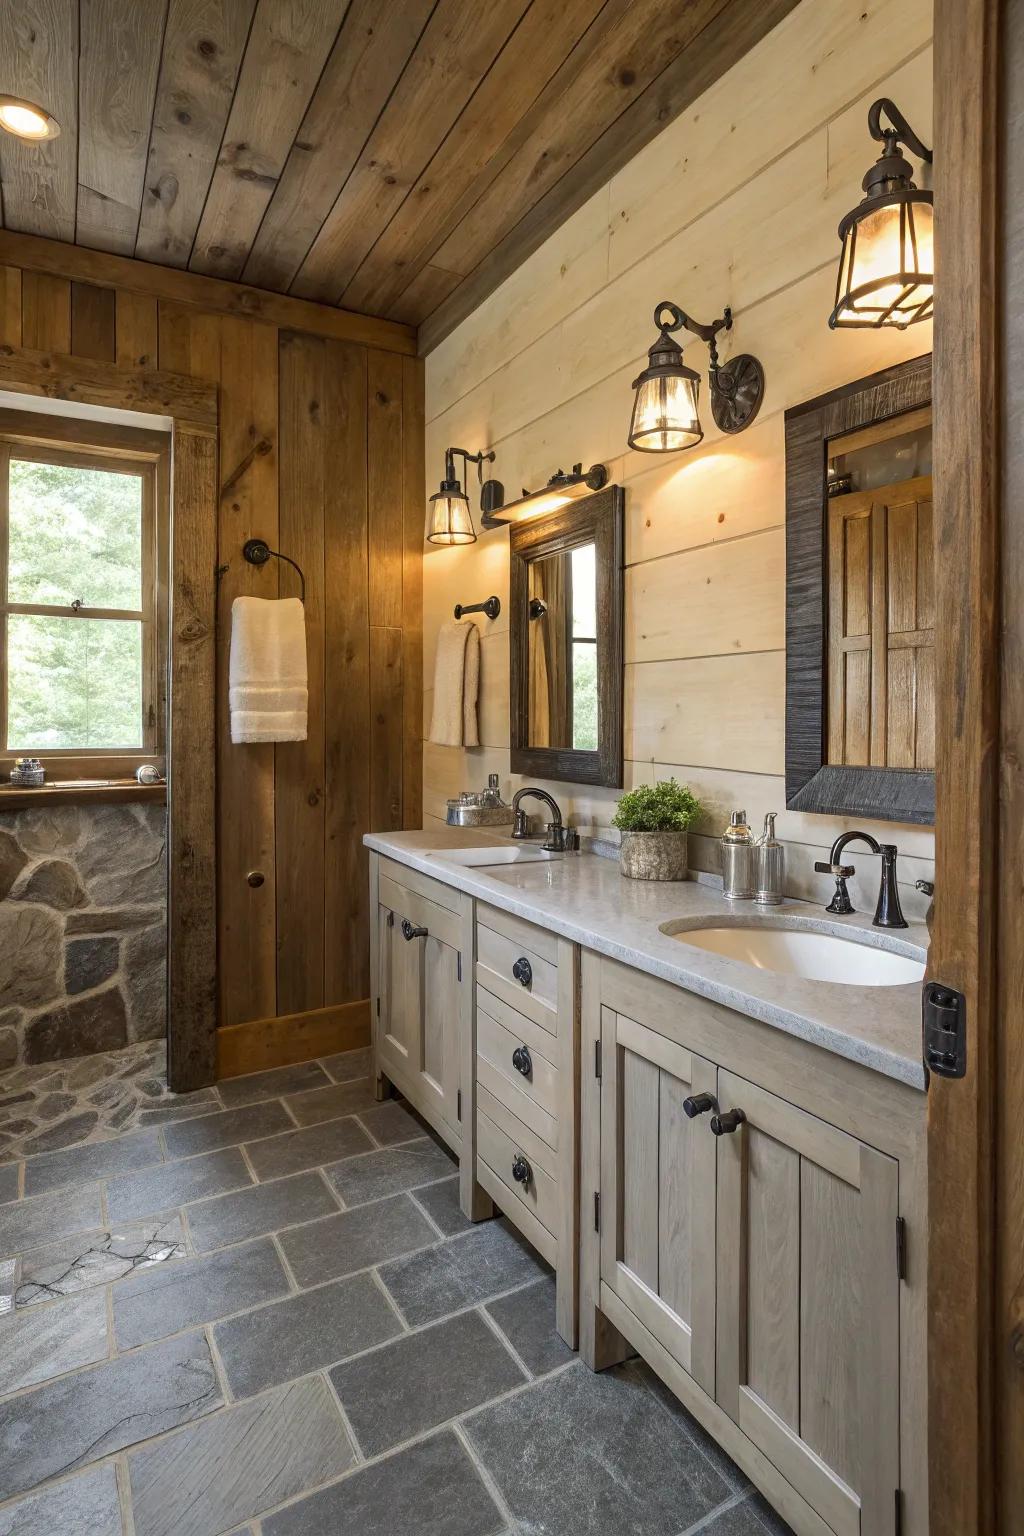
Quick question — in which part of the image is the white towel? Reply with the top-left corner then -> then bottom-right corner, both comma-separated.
229,596 -> 308,743
428,620 -> 480,748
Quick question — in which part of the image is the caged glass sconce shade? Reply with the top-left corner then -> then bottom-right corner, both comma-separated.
628,301 -> 764,453
628,368 -> 703,453
830,98 -> 933,330
426,487 -> 476,545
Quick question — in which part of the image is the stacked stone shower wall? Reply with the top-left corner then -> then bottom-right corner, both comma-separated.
0,804 -> 166,1068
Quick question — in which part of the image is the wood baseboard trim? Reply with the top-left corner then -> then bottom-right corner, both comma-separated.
216,999 -> 370,1080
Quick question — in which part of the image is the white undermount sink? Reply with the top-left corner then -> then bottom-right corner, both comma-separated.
662,923 -> 925,987
427,845 -> 561,867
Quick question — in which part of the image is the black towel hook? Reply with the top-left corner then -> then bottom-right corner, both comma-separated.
242,538 -> 306,603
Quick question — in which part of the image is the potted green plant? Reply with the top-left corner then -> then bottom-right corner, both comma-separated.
611,778 -> 703,881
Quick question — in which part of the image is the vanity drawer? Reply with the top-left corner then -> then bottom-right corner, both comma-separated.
476,919 -> 559,1033
378,870 -> 461,950
477,1091 -> 559,1260
476,989 -> 560,1148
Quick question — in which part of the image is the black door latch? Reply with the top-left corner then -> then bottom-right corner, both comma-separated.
923,981 -> 967,1079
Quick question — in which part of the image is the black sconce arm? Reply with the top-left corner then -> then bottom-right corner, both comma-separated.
867,98 -> 932,163
444,445 -> 495,485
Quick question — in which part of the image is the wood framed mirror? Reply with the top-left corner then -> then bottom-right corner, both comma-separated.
509,484 -> 624,787
785,354 -> 934,824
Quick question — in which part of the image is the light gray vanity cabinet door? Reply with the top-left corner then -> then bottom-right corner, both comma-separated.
598,1007 -> 717,1394
715,1070 -> 900,1536
377,892 -> 461,1139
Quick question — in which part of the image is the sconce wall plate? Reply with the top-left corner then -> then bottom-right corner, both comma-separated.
710,352 -> 765,434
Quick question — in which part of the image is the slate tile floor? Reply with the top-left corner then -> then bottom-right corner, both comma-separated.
0,1042 -> 796,1536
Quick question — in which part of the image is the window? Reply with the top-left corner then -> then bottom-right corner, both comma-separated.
0,415 -> 167,780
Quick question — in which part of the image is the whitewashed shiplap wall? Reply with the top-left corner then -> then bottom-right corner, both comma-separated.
423,0 -> 936,913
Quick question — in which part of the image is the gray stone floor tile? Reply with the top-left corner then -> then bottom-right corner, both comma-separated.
0,1182 -> 103,1255
465,1360 -> 729,1536
330,1308 -> 525,1456
245,1115 -> 373,1182
114,1237 -> 290,1348
214,1270 -> 402,1398
128,1375 -> 354,1536
321,1047 -> 371,1083
325,1138 -> 455,1207
379,1218 -> 547,1326
0,1163 -> 18,1204
16,1217 -> 184,1307
22,1129 -> 164,1196
0,1330 -> 221,1498
284,1079 -> 378,1126
0,1462 -> 122,1536
696,1496 -> 781,1535
357,1100 -> 425,1146
217,1061 -> 331,1108
640,1361 -> 752,1494
263,1428 -> 504,1536
278,1192 -> 436,1287
748,1491 -> 798,1535
185,1170 -> 338,1253
485,1276 -> 575,1377
410,1175 -> 475,1235
0,1288 -> 109,1395
163,1101 -> 293,1158
105,1147 -> 252,1224
135,1102 -> 223,1126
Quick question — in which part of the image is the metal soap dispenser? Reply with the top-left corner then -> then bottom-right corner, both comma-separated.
721,810 -> 755,900
755,812 -> 784,905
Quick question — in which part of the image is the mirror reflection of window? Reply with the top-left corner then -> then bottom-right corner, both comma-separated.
526,541 -> 599,751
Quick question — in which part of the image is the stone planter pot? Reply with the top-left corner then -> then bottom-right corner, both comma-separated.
619,829 -> 689,881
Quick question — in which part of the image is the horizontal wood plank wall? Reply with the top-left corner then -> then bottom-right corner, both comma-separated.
421,0 -> 937,901
0,258 -> 422,1076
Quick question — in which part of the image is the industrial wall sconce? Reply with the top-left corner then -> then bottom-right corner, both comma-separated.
480,463 -> 608,528
830,97 -> 933,330
627,302 -> 764,453
426,446 -> 502,545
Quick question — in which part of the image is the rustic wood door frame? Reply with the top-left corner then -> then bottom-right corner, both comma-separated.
0,345 -> 219,1093
927,0 -> 1020,1529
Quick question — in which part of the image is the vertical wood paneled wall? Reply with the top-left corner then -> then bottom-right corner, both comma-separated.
422,0 -> 936,913
0,259 -> 423,1044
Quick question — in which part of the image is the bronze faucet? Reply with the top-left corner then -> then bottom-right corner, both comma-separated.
814,831 -> 908,928
510,788 -> 567,852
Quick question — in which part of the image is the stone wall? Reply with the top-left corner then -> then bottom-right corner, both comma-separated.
0,804 -> 166,1069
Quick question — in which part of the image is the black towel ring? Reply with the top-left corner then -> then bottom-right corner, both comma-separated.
242,538 -> 306,603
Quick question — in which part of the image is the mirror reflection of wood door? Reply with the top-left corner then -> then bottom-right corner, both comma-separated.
826,411 -> 934,771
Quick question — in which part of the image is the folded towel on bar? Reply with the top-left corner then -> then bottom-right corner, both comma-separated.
229,596 -> 308,743
428,619 -> 480,748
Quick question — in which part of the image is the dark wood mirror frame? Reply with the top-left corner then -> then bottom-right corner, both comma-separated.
510,484 -> 624,788
785,353 -> 934,825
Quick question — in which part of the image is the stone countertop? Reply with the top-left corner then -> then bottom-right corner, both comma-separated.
365,828 -> 929,1091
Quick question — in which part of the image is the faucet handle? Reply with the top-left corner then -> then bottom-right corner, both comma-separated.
543,822 -> 567,853
814,861 -> 855,878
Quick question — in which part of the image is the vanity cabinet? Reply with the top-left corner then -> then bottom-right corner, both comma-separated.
371,856 -> 470,1158
583,955 -> 926,1536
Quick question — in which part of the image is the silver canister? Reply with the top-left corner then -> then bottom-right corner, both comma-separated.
721,810 -> 755,899
755,811 -> 785,904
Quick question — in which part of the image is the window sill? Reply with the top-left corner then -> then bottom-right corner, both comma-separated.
0,780 -> 166,812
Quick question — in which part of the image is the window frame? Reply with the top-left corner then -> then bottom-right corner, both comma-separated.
0,412 -> 169,781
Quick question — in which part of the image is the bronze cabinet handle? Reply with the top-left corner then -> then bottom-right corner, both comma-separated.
512,1045 -> 532,1078
710,1108 -> 746,1136
511,1154 -> 532,1186
401,919 -> 428,941
512,956 -> 532,987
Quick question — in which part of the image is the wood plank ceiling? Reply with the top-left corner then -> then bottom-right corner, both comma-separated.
0,0 -> 798,350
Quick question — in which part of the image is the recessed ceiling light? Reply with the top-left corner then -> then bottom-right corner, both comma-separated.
0,95 -> 60,141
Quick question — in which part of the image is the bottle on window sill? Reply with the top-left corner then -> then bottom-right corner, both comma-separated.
9,757 -> 45,787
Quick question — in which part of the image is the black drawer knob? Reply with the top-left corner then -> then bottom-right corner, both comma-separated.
682,1092 -> 716,1119
512,956 -> 533,987
511,1154 -> 532,1185
512,1045 -> 532,1078
710,1108 -> 746,1136
401,919 -> 428,941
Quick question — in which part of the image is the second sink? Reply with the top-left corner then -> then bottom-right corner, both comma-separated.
428,846 -> 561,868
662,922 -> 925,986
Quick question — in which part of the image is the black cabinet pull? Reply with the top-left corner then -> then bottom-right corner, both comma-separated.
512,1045 -> 532,1078
710,1108 -> 746,1136
512,956 -> 533,987
511,1154 -> 532,1186
682,1092 -> 716,1118
401,919 -> 428,941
